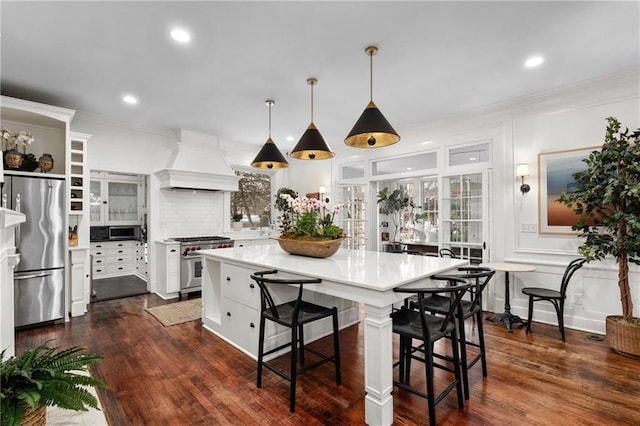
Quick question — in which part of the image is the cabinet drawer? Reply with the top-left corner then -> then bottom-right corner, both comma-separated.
221,264 -> 259,306
106,264 -> 133,274
222,298 -> 259,356
106,255 -> 134,265
109,240 -> 135,249
107,247 -> 134,257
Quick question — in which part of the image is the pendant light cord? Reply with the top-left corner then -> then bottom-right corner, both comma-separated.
268,102 -> 272,138
310,81 -> 314,123
369,50 -> 374,102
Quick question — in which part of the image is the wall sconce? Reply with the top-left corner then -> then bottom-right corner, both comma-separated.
516,163 -> 530,195
319,186 -> 330,203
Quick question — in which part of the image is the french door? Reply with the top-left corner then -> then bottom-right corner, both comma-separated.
440,171 -> 490,264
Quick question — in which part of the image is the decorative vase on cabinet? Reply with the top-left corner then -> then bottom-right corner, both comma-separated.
38,153 -> 54,173
3,149 -> 23,169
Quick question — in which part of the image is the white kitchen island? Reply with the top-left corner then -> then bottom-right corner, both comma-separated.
200,244 -> 466,426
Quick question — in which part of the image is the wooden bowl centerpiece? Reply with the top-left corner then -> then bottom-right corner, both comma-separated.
272,236 -> 346,258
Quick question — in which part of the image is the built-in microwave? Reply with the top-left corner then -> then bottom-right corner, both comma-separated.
90,226 -> 109,241
109,226 -> 139,240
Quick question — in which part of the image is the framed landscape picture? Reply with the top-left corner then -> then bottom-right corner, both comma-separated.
538,146 -> 600,234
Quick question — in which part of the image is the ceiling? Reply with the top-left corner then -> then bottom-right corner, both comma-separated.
1,1 -> 639,154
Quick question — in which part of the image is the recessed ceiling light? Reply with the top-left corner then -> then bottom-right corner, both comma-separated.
286,136 -> 294,141
469,157 -> 477,161
171,28 -> 191,43
525,56 -> 544,68
122,95 -> 138,105
406,167 -> 412,171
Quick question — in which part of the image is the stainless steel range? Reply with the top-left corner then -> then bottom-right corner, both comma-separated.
170,236 -> 234,296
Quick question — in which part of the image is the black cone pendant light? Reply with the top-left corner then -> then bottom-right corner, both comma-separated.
290,78 -> 335,160
345,46 -> 400,148
251,100 -> 289,170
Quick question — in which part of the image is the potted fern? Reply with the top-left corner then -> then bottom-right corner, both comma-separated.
558,117 -> 640,357
1,343 -> 106,426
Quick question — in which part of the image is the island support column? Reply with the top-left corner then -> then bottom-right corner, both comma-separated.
364,303 -> 394,426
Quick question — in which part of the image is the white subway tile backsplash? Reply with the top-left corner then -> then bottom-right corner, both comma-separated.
159,189 -> 224,238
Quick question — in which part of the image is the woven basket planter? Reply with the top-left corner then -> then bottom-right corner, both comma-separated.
21,405 -> 46,426
605,315 -> 640,358
272,236 -> 345,258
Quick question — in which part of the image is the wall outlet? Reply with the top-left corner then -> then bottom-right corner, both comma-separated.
573,294 -> 583,305
520,223 -> 537,233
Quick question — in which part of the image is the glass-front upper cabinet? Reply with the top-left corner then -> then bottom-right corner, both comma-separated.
90,172 -> 142,226
337,184 -> 367,250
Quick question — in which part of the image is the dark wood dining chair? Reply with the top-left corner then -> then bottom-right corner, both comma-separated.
250,270 -> 341,413
391,277 -> 470,426
521,258 -> 586,341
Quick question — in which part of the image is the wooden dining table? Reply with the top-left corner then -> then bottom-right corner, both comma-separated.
482,262 -> 536,332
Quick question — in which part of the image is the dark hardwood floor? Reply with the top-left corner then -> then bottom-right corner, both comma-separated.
15,294 -> 640,425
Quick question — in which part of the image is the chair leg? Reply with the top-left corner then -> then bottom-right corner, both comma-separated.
290,325 -> 298,413
298,323 -> 305,366
457,316 -> 470,400
257,316 -> 266,388
425,342 -> 437,426
450,328 -> 464,409
554,300 -> 566,342
331,309 -> 342,385
526,296 -> 534,334
476,309 -> 488,377
398,336 -> 407,382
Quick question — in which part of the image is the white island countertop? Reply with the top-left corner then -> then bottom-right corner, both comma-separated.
200,244 -> 466,293
200,244 -> 466,425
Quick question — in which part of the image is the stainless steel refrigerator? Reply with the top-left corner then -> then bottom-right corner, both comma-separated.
2,175 -> 65,327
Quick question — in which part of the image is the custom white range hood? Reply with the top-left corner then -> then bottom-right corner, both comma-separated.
156,129 -> 239,192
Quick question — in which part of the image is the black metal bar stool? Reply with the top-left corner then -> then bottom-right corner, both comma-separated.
251,270 -> 341,413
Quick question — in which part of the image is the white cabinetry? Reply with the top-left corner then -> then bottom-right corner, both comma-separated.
203,259 -> 357,360
69,248 -> 88,317
156,240 -> 180,299
90,172 -> 143,226
91,240 -> 136,279
234,238 -> 277,248
135,241 -> 148,281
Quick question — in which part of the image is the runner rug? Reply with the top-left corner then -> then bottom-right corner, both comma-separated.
145,298 -> 201,327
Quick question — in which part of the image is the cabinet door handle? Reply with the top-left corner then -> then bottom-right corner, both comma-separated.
249,322 -> 255,328
118,258 -> 123,261
118,243 -> 124,247
226,277 -> 231,281
118,267 -> 123,270
226,312 -> 231,317
170,249 -> 176,253
96,260 -> 102,264
249,283 -> 254,289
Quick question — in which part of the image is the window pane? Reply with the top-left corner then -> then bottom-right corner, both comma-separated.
230,170 -> 271,228
372,152 -> 437,176
448,142 -> 489,166
342,163 -> 365,179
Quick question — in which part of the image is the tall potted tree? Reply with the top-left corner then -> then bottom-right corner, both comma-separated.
377,187 -> 409,250
558,117 -> 640,357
